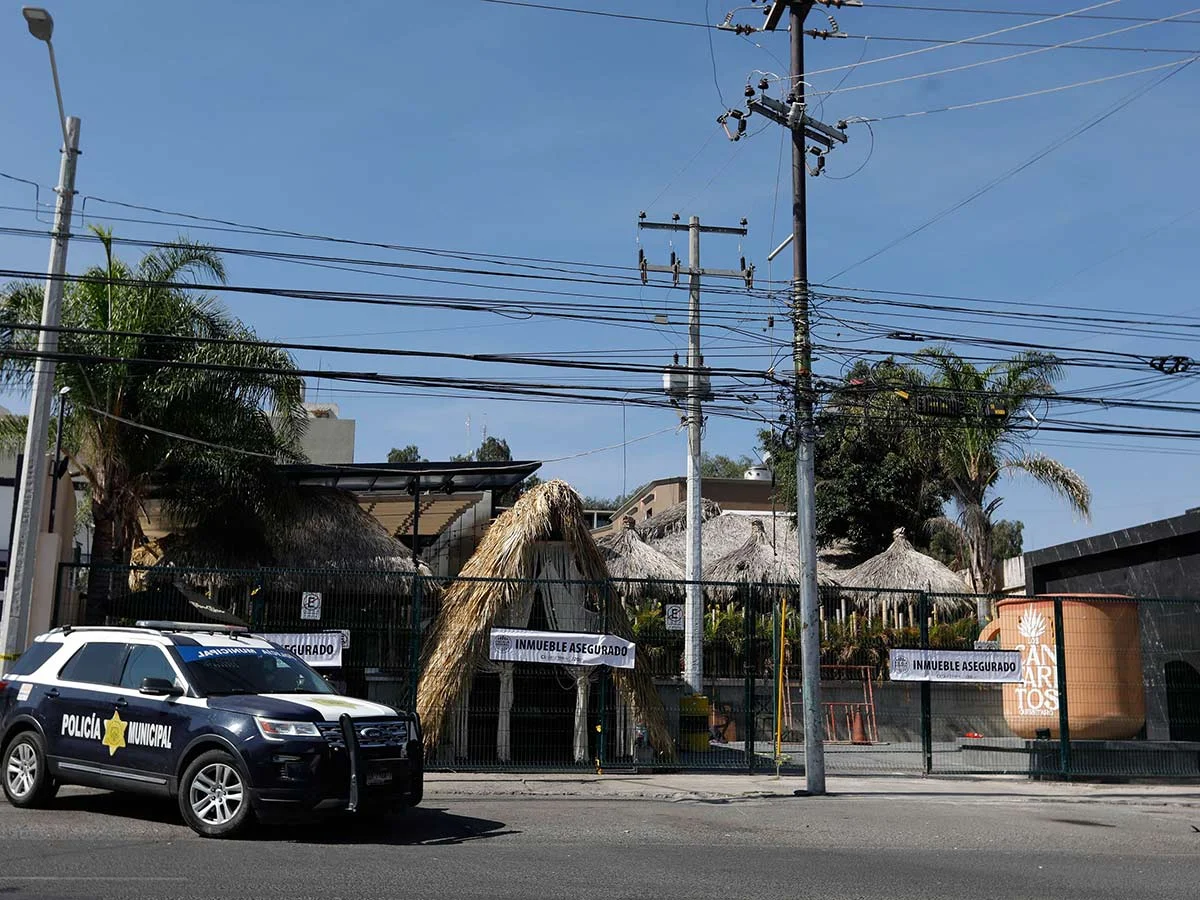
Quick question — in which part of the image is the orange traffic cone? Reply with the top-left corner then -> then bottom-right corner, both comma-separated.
850,708 -> 870,745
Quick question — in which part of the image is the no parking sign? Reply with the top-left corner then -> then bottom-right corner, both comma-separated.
300,591 -> 322,621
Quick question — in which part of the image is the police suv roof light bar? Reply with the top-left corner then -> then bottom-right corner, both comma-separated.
134,621 -> 250,634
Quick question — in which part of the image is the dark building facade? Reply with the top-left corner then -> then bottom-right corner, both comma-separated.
1024,509 -> 1200,742
1025,509 -> 1200,598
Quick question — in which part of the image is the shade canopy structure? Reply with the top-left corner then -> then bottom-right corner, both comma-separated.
417,480 -> 673,763
595,516 -> 686,599
701,519 -> 840,599
280,460 -> 541,549
839,528 -> 973,613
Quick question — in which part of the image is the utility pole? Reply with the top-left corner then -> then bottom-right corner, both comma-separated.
1,8 -> 80,659
639,213 -> 752,695
722,0 -> 857,795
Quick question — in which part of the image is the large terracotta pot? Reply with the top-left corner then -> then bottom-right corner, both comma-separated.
979,595 -> 1144,740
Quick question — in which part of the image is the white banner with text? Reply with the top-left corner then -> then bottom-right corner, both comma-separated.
261,632 -> 344,668
889,648 -> 1022,683
488,628 -> 636,669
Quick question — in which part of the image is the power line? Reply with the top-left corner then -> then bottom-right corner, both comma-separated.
811,8 -> 1200,100
826,56 -> 1196,279
475,0 -> 715,29
706,0 -> 728,107
867,55 -> 1197,122
81,405 -> 277,459
0,321 -> 788,386
840,33 -> 1200,55
868,4 -> 1200,26
802,0 -> 1128,78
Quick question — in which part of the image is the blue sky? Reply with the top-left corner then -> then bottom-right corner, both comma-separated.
2,1 -> 1198,554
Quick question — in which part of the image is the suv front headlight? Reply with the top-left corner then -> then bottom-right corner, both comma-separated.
255,717 -> 321,740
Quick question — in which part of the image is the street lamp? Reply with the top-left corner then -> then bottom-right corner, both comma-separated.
0,7 -> 81,658
22,5 -> 52,38
22,8 -> 68,147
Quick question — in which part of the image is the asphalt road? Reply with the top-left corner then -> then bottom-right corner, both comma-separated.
1,786 -> 1198,899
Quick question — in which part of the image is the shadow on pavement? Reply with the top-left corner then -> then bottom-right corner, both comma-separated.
271,806 -> 517,846
51,791 -> 183,827
49,792 -> 514,845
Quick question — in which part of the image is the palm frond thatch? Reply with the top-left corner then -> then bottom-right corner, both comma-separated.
817,537 -> 862,570
650,511 -> 796,569
595,516 -> 685,598
416,480 -> 674,759
702,519 -> 839,600
840,527 -> 972,612
635,498 -> 722,541
144,486 -> 423,592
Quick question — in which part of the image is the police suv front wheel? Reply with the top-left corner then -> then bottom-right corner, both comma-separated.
2,731 -> 58,808
179,750 -> 254,838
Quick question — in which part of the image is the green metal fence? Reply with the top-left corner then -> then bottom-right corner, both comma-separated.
50,564 -> 1200,778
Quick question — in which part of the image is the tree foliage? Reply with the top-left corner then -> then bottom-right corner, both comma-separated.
699,452 -> 754,479
0,228 -> 306,594
387,444 -> 424,463
451,434 -> 539,504
761,358 -> 948,558
913,347 -> 1089,595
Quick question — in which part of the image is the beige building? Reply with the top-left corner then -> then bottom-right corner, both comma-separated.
597,475 -> 778,534
298,401 -> 356,464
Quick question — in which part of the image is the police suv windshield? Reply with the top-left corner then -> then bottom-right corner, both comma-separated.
175,644 -> 336,696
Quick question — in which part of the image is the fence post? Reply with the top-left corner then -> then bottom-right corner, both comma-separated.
408,574 -> 423,711
50,562 -> 66,628
773,592 -> 784,775
598,580 -> 608,771
919,591 -> 932,776
1053,595 -> 1071,778
744,586 -> 756,773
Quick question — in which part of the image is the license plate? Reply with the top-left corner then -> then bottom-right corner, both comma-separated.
366,769 -> 393,786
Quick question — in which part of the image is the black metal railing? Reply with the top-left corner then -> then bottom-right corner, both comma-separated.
49,563 -> 1200,778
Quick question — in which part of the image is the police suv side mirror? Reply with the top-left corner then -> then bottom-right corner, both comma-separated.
140,677 -> 183,697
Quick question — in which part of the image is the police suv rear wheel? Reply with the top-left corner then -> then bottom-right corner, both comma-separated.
2,731 -> 58,808
179,750 -> 253,838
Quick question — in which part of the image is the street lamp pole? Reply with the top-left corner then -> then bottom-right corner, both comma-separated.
0,8 -> 80,659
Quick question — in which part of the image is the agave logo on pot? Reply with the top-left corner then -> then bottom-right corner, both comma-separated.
1014,605 -> 1059,716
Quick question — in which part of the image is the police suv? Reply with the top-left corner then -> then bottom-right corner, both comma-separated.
0,622 -> 423,838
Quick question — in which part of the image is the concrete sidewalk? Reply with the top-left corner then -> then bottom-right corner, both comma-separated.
425,771 -> 1200,807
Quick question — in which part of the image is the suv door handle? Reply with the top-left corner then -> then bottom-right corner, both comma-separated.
114,698 -> 128,708
45,688 -> 59,699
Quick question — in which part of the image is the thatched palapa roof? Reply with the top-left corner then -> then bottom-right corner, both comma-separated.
702,519 -> 839,599
817,537 -> 862,570
840,527 -> 972,612
416,480 -> 674,759
595,516 -> 685,598
635,498 -> 722,542
140,485 -> 426,591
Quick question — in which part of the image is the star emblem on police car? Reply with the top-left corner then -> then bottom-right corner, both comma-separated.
101,709 -> 127,757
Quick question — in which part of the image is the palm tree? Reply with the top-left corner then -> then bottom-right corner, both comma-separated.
0,228 -> 306,610
912,348 -> 1091,609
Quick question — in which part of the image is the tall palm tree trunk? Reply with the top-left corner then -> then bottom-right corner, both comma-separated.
86,498 -> 134,624
963,507 -> 995,619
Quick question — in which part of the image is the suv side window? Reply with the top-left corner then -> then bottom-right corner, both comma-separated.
58,642 -> 127,686
5,640 -> 63,676
119,644 -> 178,691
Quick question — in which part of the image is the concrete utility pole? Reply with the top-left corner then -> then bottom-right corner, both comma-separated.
1,7 -> 80,659
639,214 -> 752,694
738,0 -> 857,795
